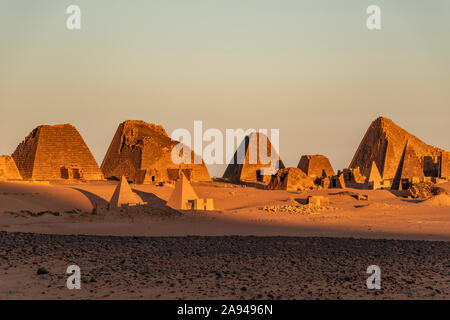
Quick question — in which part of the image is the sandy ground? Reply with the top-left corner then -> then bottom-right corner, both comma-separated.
0,180 -> 449,240
0,180 -> 448,300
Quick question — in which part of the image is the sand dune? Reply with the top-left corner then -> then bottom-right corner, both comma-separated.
0,182 -> 93,212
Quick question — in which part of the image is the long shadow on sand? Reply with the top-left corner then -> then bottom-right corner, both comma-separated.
72,188 -> 109,211
132,189 -> 182,216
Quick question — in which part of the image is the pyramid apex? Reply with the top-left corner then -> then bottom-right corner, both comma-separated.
372,116 -> 394,128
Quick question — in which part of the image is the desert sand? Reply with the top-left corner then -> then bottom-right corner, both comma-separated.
0,179 -> 449,300
0,180 -> 449,240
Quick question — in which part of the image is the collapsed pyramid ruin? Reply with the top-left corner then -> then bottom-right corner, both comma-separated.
267,168 -> 315,191
350,117 -> 450,189
167,172 -> 214,210
297,155 -> 335,178
101,120 -> 211,184
109,176 -> 146,208
12,124 -> 103,181
0,155 -> 23,181
223,132 -> 284,184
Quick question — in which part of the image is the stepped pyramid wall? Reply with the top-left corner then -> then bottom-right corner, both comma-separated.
12,124 -> 103,180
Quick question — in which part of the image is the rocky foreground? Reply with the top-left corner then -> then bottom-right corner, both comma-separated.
0,231 -> 448,299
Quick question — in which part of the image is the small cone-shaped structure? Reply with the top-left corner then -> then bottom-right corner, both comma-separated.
365,161 -> 383,190
109,176 -> 145,208
0,156 -> 22,180
167,171 -> 199,210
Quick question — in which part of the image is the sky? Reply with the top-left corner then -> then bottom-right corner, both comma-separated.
1,0 -> 449,177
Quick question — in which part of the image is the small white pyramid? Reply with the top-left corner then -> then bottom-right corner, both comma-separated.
109,176 -> 146,208
167,172 -> 199,210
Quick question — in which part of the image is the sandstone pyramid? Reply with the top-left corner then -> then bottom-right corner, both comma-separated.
166,172 -> 199,210
391,142 -> 425,190
12,124 -> 103,180
297,155 -> 335,178
365,161 -> 382,189
366,161 -> 382,183
223,132 -> 284,184
350,117 -> 449,180
0,156 -> 23,180
109,176 -> 146,208
267,168 -> 315,191
101,120 -> 211,183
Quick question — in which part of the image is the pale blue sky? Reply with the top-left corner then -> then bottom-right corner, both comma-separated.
1,1 -> 449,176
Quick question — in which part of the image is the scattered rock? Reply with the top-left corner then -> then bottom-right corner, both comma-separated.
37,267 -> 49,275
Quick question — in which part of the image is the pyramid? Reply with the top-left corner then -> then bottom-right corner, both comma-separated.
297,155 -> 335,178
12,124 -> 103,180
166,172 -> 199,210
0,155 -> 22,180
223,132 -> 284,184
267,168 -> 315,191
101,120 -> 211,183
350,117 -> 448,180
109,176 -> 146,208
391,142 -> 424,190
365,161 -> 382,189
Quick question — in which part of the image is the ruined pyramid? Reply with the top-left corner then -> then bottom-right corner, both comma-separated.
0,155 -> 22,180
166,172 -> 199,210
350,117 -> 450,181
267,167 -> 315,191
109,176 -> 146,208
12,124 -> 103,180
297,155 -> 335,178
101,120 -> 211,184
223,132 -> 284,184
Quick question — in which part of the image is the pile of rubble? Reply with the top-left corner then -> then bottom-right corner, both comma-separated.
260,196 -> 339,214
407,182 -> 447,199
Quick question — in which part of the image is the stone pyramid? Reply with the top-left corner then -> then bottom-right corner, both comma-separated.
297,155 -> 335,178
101,120 -> 211,183
267,167 -> 315,191
166,172 -> 199,210
223,132 -> 284,184
392,142 -> 424,190
350,117 -> 448,180
366,161 -> 382,184
0,155 -> 23,180
109,176 -> 146,208
12,124 -> 103,181
365,161 -> 383,189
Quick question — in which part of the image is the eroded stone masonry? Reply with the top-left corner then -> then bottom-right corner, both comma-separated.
349,117 -> 450,190
101,120 -> 211,184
